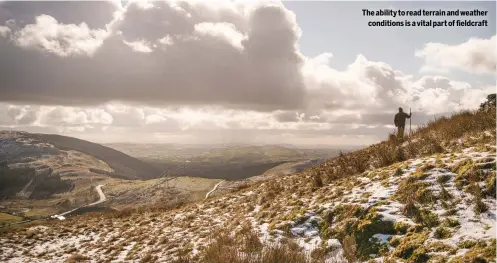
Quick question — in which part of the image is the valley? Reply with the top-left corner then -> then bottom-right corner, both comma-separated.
106,143 -> 344,180
0,131 -> 341,227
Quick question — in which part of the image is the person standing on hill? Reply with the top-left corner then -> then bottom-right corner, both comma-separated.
394,107 -> 411,140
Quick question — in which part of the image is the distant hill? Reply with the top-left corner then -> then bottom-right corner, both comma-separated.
0,131 -> 226,220
190,145 -> 308,163
0,131 -> 161,199
106,143 -> 343,180
28,133 -> 161,180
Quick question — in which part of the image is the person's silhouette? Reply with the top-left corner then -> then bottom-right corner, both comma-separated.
394,107 -> 411,140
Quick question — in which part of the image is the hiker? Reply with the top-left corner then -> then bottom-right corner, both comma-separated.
394,107 -> 411,140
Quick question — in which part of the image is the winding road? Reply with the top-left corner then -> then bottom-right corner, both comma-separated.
88,185 -> 107,206
56,184 -> 106,218
205,180 -> 224,199
1,184 -> 108,226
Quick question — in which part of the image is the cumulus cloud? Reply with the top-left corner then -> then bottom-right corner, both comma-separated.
0,0 -> 306,111
10,14 -> 109,56
0,0 -> 494,146
416,35 -> 496,75
123,39 -> 153,53
194,22 -> 244,50
0,25 -> 10,37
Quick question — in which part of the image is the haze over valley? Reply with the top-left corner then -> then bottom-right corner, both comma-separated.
0,130 -> 343,227
105,142 -> 347,180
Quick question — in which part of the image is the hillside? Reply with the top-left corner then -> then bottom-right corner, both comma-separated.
0,131 -> 184,221
211,158 -> 327,197
28,133 -> 161,180
0,131 -> 161,181
0,131 -> 115,200
0,107 -> 495,263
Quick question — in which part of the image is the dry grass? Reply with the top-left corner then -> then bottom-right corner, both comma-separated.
65,253 -> 90,263
194,225 -> 324,263
342,234 -> 357,263
311,108 -> 495,184
1,98 -> 494,263
470,184 -> 489,215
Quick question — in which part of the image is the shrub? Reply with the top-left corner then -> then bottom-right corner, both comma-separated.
395,176 -> 435,206
438,185 -> 453,201
442,208 -> 458,216
392,231 -> 429,260
437,174 -> 451,184
139,252 -> 154,263
433,227 -> 452,239
389,236 -> 401,247
342,234 -> 357,263
479,93 -> 496,112
458,240 -> 477,249
65,253 -> 90,263
311,173 -> 324,190
468,183 -> 489,215
474,197 -> 488,215
417,210 -> 439,228
451,239 -> 496,263
198,226 -> 310,263
402,198 -> 420,220
409,246 -> 430,263
485,171 -> 496,198
394,222 -> 410,235
441,218 -> 460,228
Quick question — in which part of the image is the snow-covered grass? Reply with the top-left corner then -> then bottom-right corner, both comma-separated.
1,108 -> 495,262
0,143 -> 494,263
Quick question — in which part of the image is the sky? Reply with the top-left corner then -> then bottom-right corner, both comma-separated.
0,0 -> 495,147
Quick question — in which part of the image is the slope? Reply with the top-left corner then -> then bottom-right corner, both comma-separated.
0,106 -> 495,263
0,131 -> 160,180
30,133 -> 161,180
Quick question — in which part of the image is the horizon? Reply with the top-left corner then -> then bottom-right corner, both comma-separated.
0,129 -> 364,149
0,0 -> 495,146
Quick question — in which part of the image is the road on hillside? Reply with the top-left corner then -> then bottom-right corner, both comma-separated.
88,185 -> 106,206
1,184 -> 109,227
57,184 -> 106,217
205,180 -> 224,199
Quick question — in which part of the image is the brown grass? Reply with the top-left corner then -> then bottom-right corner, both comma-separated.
194,225 -> 323,263
342,234 -> 357,263
65,253 -> 90,263
311,109 -> 495,184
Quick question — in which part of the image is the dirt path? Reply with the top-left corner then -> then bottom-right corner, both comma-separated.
57,184 -> 106,218
205,181 -> 224,199
88,185 -> 106,206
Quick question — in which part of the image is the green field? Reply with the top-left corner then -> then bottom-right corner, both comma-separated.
0,212 -> 22,225
106,144 -> 343,180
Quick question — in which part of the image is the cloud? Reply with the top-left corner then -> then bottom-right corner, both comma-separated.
0,0 -> 494,146
0,0 -> 306,111
409,76 -> 495,114
0,25 -> 10,37
194,22 -> 244,50
10,14 -> 109,56
0,0 -> 121,28
122,39 -> 153,53
416,35 -> 496,75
